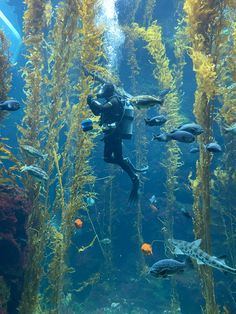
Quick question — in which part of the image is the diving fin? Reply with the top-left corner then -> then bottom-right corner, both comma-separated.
128,174 -> 140,205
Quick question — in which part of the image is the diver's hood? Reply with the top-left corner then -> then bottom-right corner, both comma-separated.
97,83 -> 115,99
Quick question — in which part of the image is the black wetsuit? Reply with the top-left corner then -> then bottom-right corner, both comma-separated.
88,95 -> 139,203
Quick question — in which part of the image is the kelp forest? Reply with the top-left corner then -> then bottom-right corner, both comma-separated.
0,0 -> 236,313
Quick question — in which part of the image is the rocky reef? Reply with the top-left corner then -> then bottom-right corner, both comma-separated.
0,185 -> 31,314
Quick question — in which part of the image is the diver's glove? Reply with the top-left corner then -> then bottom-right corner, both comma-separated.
87,94 -> 94,106
128,174 -> 140,206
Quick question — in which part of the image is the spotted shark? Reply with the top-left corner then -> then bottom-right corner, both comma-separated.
168,238 -> 236,275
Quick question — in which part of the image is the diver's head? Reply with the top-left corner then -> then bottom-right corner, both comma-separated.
97,83 -> 115,99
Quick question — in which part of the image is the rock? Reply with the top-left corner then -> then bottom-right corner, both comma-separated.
0,185 -> 32,313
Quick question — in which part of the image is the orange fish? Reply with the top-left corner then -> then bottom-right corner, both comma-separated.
74,218 -> 83,229
141,243 -> 153,255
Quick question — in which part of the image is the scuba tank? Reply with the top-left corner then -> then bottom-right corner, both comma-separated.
119,99 -> 134,139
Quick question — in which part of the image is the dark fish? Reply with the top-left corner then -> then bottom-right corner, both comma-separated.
175,123 -> 204,136
204,143 -> 222,153
145,115 -> 167,127
180,208 -> 192,219
169,130 -> 195,143
190,146 -> 200,153
149,258 -> 193,278
153,133 -> 171,142
0,99 -> 20,111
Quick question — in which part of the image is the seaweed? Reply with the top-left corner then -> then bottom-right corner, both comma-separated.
132,20 -> 184,310
0,276 -> 10,312
0,31 -> 21,187
18,0 -> 107,312
143,0 -> 157,27
183,0 -> 236,313
0,30 -> 11,103
123,26 -> 140,92
133,21 -> 183,231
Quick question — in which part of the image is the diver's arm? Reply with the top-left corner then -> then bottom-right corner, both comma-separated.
87,95 -> 114,115
88,99 -> 101,115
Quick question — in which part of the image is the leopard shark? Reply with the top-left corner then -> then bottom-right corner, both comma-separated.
168,238 -> 236,275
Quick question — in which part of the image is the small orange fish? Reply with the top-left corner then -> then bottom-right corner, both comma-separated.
141,243 -> 153,255
150,203 -> 158,212
74,218 -> 83,229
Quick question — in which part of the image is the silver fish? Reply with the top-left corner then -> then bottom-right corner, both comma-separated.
20,165 -> 49,181
130,95 -> 163,110
100,238 -> 111,245
224,122 -> 236,135
149,257 -> 193,278
168,238 -> 236,275
190,146 -> 200,153
20,145 -> 48,161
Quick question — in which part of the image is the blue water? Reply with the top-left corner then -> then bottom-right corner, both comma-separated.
1,1 -> 236,313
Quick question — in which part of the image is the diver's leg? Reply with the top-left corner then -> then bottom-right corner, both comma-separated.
123,157 -> 149,173
103,136 -> 116,164
113,138 -> 140,204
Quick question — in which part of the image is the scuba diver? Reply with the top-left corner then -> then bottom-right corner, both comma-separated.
87,83 -> 148,204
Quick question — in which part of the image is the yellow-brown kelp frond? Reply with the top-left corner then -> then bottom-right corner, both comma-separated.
183,0 -> 220,52
19,0 -> 105,312
133,19 -> 183,227
56,0 -> 105,303
173,18 -> 189,90
191,51 -> 217,99
0,30 -> 11,102
219,19 -> 236,125
0,30 -> 12,122
143,0 -> 157,27
133,21 -> 182,309
122,0 -> 142,24
20,0 -> 51,145
123,26 -> 140,92
211,6 -> 236,308
18,1 -> 51,313
62,0 -> 103,239
39,0 -> 102,311
63,0 -> 104,227
23,0 -> 50,36
0,31 -> 21,185
133,22 -> 173,89
0,141 -> 22,185
46,227 -> 73,313
183,1 -> 235,313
